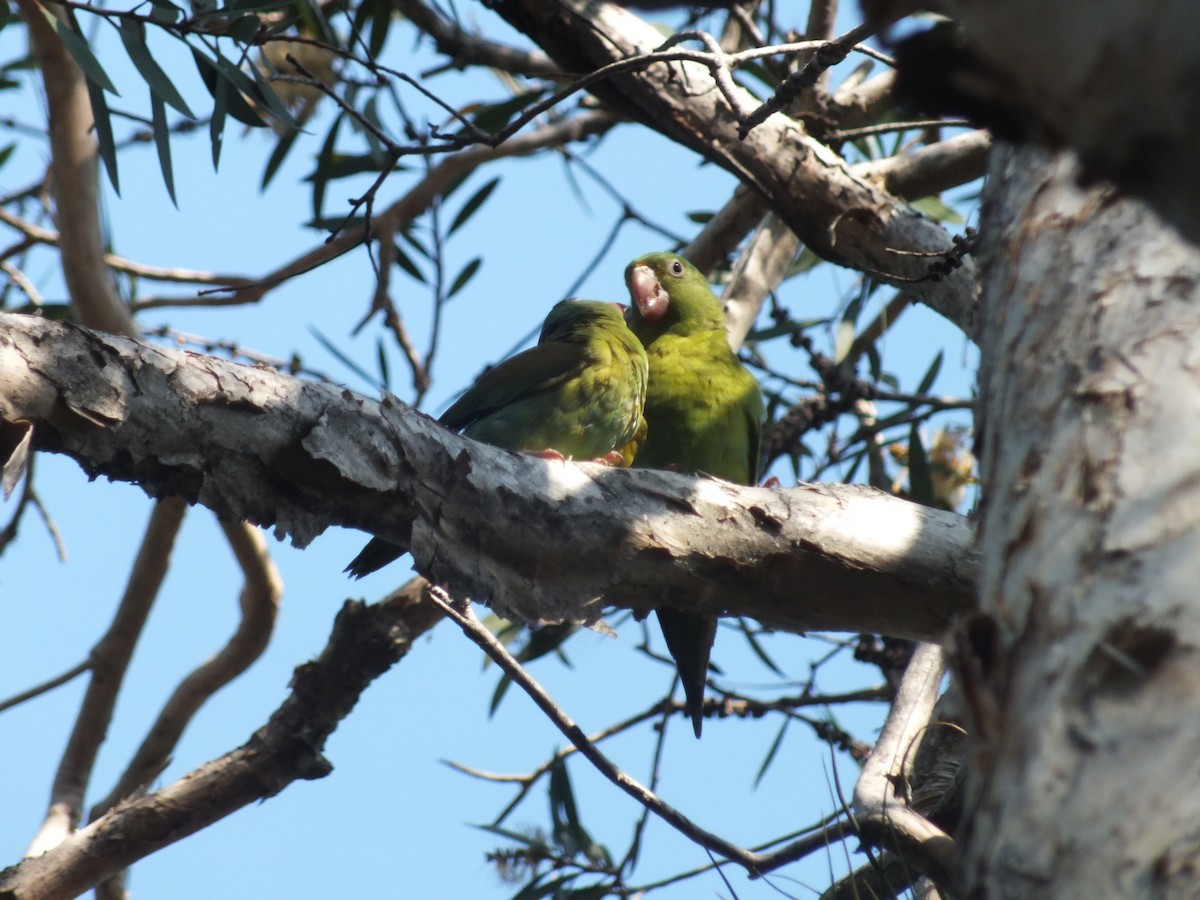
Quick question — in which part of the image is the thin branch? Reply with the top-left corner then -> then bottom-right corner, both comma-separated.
425,587 -> 773,873
25,497 -> 187,858
853,129 -> 992,200
91,522 -> 281,899
393,0 -> 561,78
178,111 -> 617,310
851,642 -> 957,891
0,659 -> 91,715
0,578 -> 445,900
16,0 -> 134,336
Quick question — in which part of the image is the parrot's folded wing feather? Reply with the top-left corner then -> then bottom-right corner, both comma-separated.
439,342 -> 586,432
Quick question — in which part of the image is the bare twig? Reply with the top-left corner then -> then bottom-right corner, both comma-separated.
851,641 -> 956,890
425,587 -> 773,872
0,578 -> 445,900
91,522 -> 281,899
722,211 -> 799,350
0,659 -> 91,715
25,497 -> 187,858
853,129 -> 992,200
394,0 -> 561,78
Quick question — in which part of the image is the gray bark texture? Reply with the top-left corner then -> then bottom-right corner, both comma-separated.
0,312 -> 977,641
965,142 -> 1200,897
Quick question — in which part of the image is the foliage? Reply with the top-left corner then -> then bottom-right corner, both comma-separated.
0,1 -> 981,898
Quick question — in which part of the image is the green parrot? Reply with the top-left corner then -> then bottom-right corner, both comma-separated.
625,251 -> 764,738
346,298 -> 648,578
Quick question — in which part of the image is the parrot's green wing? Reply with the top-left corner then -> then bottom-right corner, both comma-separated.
625,251 -> 764,737
346,300 -> 647,579
439,340 -> 590,436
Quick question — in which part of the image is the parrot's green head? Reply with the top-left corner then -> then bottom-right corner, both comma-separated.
624,252 -> 725,338
539,299 -> 630,345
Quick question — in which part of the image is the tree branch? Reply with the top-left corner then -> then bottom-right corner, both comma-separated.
491,0 -> 978,333
0,578 -> 444,900
0,313 -> 977,642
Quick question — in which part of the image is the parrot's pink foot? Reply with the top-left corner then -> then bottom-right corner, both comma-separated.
525,448 -> 568,462
758,476 -> 781,489
593,451 -> 626,467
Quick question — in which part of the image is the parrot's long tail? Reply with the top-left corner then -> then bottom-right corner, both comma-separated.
655,607 -> 717,738
345,537 -> 406,579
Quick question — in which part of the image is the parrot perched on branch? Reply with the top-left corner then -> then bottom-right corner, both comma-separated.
625,251 -> 764,738
346,299 -> 648,578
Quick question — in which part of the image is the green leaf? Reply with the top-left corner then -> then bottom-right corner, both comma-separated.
310,111 -> 343,219
510,873 -> 578,900
305,151 -> 395,182
261,126 -> 298,189
753,718 -> 790,789
488,672 -> 513,716
738,617 -> 784,675
392,242 -> 425,283
911,195 -> 965,224
448,177 -> 499,236
117,19 -> 193,117
146,0 -> 183,25
84,78 -> 119,193
210,78 -> 230,168
908,422 -> 934,505
468,87 -> 549,135
549,758 -> 585,855
399,227 -> 429,259
375,336 -> 390,391
0,1 -> 12,32
0,144 -> 15,170
149,91 -> 177,205
915,349 -> 944,396
191,47 -> 264,132
364,0 -> 393,57
50,13 -> 118,94
447,257 -> 481,299
686,210 -> 713,224
308,326 -> 378,386
221,13 -> 264,43
213,51 -> 292,129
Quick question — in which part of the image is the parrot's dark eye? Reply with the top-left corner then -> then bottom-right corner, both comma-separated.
670,259 -> 684,276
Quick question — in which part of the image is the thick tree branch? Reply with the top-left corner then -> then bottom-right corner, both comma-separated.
491,0 -> 978,333
0,313 -> 977,641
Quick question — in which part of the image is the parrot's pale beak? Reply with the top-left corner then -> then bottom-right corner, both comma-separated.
628,265 -> 668,322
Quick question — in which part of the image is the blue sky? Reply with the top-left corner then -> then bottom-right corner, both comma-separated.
0,4 -> 978,897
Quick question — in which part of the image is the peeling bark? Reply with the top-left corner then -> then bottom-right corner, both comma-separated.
964,143 -> 1200,897
0,312 -> 977,641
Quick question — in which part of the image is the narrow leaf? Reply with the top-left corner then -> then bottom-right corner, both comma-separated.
375,336 -> 390,391
738,617 -> 784,675
50,14 -> 118,94
117,19 -> 193,117
392,243 -> 424,283
84,78 -> 119,193
488,673 -> 513,716
908,422 -> 934,505
447,257 -> 481,299
149,91 -> 176,205
753,718 -> 790,789
308,326 -> 377,386
915,349 -> 944,396
311,112 -> 344,220
448,177 -> 499,236
261,127 -> 299,189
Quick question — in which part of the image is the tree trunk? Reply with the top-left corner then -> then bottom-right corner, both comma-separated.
964,142 -> 1200,896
